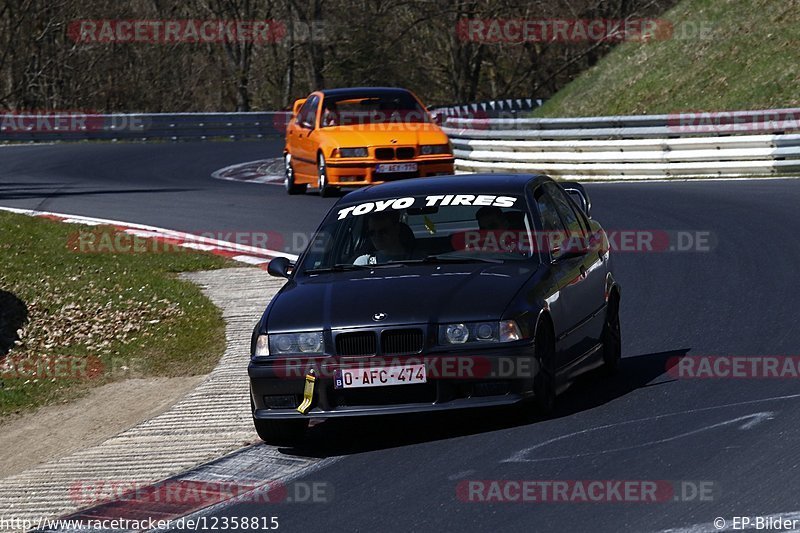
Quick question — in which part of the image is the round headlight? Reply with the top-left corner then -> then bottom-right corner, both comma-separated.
446,323 -> 469,344
421,145 -> 433,155
298,332 -> 323,353
275,335 -> 293,352
476,323 -> 494,340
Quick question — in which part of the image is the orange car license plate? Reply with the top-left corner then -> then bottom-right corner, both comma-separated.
375,163 -> 418,173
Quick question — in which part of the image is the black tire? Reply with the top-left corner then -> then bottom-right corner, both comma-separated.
317,154 -> 336,197
533,320 -> 557,416
284,153 -> 306,195
253,417 -> 308,446
601,291 -> 622,376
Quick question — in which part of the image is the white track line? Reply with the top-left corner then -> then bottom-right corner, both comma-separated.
0,206 -> 298,262
211,158 -> 284,186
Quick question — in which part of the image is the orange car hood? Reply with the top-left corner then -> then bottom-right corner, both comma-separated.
317,123 -> 448,147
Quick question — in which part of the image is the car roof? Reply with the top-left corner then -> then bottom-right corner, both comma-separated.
340,174 -> 551,203
319,87 -> 414,98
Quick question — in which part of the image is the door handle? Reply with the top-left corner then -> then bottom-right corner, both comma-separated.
580,265 -> 587,279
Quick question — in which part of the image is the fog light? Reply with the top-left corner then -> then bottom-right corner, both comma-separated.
473,381 -> 511,397
263,395 -> 297,409
340,176 -> 361,183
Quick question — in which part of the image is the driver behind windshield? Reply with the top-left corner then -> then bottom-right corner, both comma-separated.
353,212 -> 413,265
476,206 -> 509,231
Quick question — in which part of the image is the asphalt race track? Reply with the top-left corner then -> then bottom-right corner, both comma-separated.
3,141 -> 800,532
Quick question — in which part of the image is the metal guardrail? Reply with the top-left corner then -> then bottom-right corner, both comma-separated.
0,112 -> 291,142
443,108 -> 800,179
5,107 -> 800,180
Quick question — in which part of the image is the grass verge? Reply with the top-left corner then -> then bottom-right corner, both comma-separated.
0,211 -> 233,418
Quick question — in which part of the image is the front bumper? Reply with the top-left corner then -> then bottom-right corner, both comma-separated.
249,343 -> 538,419
324,157 -> 455,185
253,394 -> 526,419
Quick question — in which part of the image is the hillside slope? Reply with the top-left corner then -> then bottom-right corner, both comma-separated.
536,0 -> 800,117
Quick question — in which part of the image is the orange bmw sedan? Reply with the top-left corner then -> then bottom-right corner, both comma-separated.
283,87 -> 455,196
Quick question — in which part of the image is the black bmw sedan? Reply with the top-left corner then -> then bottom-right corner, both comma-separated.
249,174 -> 621,444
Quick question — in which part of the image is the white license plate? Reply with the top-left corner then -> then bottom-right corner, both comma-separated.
375,163 -> 418,173
334,364 -> 427,389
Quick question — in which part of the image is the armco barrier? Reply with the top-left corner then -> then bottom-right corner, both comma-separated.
443,108 -> 800,179
5,108 -> 800,180
0,112 -> 291,142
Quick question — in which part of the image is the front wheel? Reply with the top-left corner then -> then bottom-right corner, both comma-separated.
601,292 -> 622,376
317,154 -> 336,197
284,153 -> 306,195
532,322 -> 557,416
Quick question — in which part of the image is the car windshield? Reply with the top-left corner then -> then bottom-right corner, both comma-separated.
299,194 -> 537,273
320,92 -> 430,128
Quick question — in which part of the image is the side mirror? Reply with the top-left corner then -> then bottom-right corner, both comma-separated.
267,256 -> 293,278
550,246 -> 585,263
548,230 -> 588,263
588,230 -> 604,251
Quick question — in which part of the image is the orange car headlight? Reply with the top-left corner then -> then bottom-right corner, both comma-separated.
420,144 -> 451,155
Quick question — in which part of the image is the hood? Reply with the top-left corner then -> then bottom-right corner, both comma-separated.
319,123 -> 448,147
266,263 -> 538,332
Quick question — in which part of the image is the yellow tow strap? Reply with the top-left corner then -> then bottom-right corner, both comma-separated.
296,370 -> 316,415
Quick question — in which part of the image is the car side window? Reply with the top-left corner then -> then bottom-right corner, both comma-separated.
544,183 -> 587,252
534,186 -> 568,260
296,95 -> 319,129
561,188 -> 591,235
